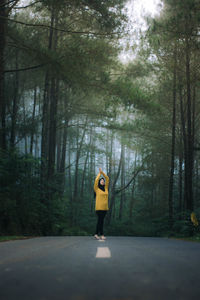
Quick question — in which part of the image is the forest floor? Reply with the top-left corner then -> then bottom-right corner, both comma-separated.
0,236 -> 200,300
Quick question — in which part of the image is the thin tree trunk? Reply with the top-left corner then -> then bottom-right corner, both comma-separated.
41,72 -> 49,180
129,151 -> 137,220
35,130 -> 38,157
178,129 -> 183,217
59,119 -> 68,195
81,127 -> 92,197
73,117 -> 88,200
129,181 -> 135,220
0,0 -> 7,150
119,143 -> 125,220
10,50 -> 19,148
195,158 -> 198,208
22,96 -> 27,155
108,132 -> 113,178
47,9 -> 59,180
191,84 -> 195,208
56,126 -> 62,172
80,147 -> 89,198
168,44 -> 177,231
179,83 -> 187,211
30,86 -> 37,154
90,126 -> 95,213
112,141 -> 116,220
107,145 -> 122,225
68,139 -> 72,201
41,7 -> 55,182
60,121 -> 68,172
185,30 -> 193,212
47,76 -> 59,179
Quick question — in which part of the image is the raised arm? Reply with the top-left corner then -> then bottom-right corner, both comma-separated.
94,172 -> 101,192
100,170 -> 109,190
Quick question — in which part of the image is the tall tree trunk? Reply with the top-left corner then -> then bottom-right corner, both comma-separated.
194,158 -> 198,208
59,119 -> 68,195
191,84 -> 195,208
41,7 -> 55,183
129,151 -> 137,220
90,126 -> 95,213
185,27 -> 193,212
112,141 -> 116,220
106,129 -> 109,174
30,86 -> 37,154
35,131 -> 38,157
168,44 -> 177,231
40,6 -> 57,234
73,117 -> 88,200
68,138 -> 72,200
119,143 -> 125,220
178,129 -> 183,217
41,72 -> 50,181
80,147 -> 89,198
108,131 -> 113,178
179,83 -> 187,211
56,127 -> 62,172
107,146 -> 122,225
47,9 -> 59,181
81,127 -> 92,198
47,77 -> 59,179
59,122 -> 68,171
10,50 -> 19,148
22,96 -> 27,154
129,181 -> 135,220
0,0 -> 7,150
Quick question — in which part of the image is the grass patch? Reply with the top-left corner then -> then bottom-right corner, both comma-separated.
171,236 -> 200,243
0,236 -> 36,242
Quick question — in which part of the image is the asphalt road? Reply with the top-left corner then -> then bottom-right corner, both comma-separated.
0,236 -> 200,300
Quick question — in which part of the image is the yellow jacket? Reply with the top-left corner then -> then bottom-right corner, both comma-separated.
94,171 -> 109,211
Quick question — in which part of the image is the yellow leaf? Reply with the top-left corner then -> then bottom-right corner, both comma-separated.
191,212 -> 199,227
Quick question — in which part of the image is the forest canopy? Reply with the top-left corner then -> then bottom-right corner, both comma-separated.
0,0 -> 200,237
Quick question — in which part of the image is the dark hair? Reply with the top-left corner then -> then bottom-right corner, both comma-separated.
94,178 -> 105,198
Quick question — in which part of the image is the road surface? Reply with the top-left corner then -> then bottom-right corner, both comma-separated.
0,236 -> 200,300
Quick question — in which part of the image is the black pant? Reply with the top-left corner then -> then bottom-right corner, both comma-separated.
95,210 -> 107,235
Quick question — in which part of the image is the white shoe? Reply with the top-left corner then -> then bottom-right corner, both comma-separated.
100,235 -> 106,240
94,234 -> 100,240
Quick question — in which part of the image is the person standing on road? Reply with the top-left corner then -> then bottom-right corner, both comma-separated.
94,168 -> 109,240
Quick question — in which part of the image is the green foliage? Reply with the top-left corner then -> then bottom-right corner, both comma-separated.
0,150 -> 69,236
105,218 -> 157,237
62,226 -> 89,236
0,149 -> 41,234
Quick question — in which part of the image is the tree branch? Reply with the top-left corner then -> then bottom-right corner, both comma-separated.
115,167 -> 144,194
8,0 -> 20,11
12,1 -> 42,9
4,63 -> 46,73
0,0 -> 17,7
1,15 -> 121,36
